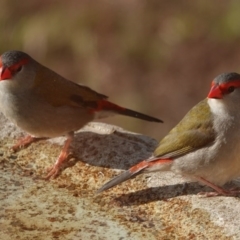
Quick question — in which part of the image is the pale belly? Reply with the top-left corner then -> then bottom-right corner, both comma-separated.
0,92 -> 93,138
171,132 -> 240,186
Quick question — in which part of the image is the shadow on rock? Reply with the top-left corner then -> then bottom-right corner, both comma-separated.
113,181 -> 240,205
67,129 -> 158,170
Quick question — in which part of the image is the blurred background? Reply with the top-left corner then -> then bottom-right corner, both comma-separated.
1,0 -> 240,140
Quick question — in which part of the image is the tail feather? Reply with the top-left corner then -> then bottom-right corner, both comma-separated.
96,160 -> 149,193
118,107 -> 163,123
91,100 -> 163,123
97,158 -> 174,194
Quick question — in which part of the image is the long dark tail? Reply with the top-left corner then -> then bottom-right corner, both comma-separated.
97,157 -> 173,193
91,100 -> 163,123
96,160 -> 149,193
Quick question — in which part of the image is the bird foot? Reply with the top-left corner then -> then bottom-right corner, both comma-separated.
198,189 -> 240,197
12,135 -> 37,152
196,177 -> 240,197
43,134 -> 73,180
197,177 -> 240,197
43,152 -> 70,180
33,163 -> 64,180
12,135 -> 46,152
43,162 -> 64,180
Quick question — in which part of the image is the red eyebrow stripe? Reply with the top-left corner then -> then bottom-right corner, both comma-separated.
19,57 -> 29,65
8,57 -> 29,71
220,80 -> 240,90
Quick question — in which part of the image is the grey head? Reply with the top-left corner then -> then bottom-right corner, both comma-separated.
213,72 -> 240,85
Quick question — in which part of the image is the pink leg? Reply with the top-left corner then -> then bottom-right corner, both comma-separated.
197,177 -> 240,197
12,135 -> 45,152
44,132 -> 74,180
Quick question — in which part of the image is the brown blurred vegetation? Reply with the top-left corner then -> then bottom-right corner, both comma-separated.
1,0 -> 240,140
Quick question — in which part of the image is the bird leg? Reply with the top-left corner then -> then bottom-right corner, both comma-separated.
12,135 -> 46,152
197,177 -> 240,197
44,132 -> 74,180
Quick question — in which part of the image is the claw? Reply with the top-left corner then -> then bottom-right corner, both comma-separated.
198,190 -> 240,197
196,177 -> 240,197
12,135 -> 45,152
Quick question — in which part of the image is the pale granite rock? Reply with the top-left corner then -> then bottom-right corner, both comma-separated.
0,112 -> 239,239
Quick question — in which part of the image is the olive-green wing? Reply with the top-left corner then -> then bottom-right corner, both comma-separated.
33,65 -> 107,108
153,99 -> 216,159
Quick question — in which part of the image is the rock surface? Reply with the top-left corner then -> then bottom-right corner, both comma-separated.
0,113 -> 239,239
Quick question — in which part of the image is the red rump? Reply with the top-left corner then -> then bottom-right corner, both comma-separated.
129,158 -> 172,173
129,160 -> 149,173
148,158 -> 173,166
91,100 -> 125,112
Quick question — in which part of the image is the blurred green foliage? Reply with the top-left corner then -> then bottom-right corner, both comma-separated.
1,0 -> 240,139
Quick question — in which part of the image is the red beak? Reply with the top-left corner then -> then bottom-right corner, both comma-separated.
207,84 -> 223,99
0,56 -> 12,81
0,66 -> 12,81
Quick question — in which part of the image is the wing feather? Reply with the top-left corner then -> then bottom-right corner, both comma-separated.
153,99 -> 215,160
33,65 -> 107,108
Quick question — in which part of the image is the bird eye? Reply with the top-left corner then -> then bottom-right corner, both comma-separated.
16,66 -> 22,72
227,86 -> 235,93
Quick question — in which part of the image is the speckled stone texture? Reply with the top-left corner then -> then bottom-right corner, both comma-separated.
0,112 -> 239,239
